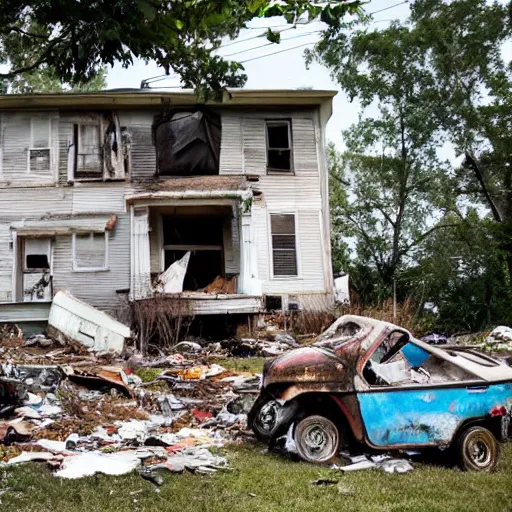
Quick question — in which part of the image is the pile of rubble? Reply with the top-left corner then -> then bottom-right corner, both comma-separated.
0,332 -> 267,483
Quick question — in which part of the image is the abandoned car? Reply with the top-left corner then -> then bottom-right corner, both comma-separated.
249,315 -> 512,471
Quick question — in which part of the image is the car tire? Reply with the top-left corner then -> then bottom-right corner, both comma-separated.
250,397 -> 282,441
294,415 -> 340,464
456,426 -> 500,471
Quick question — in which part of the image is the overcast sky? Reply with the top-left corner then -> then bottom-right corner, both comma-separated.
105,0 -> 412,149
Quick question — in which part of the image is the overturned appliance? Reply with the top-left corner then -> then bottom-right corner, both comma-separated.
249,315 -> 512,471
48,291 -> 131,354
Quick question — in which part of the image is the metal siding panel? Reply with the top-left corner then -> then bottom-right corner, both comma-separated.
0,187 -> 72,219
242,118 -> 266,175
219,115 -> 243,175
58,120 -> 73,184
130,125 -> 156,180
0,302 -> 51,322
292,117 -> 319,176
256,175 -> 321,210
52,213 -> 130,313
251,202 -> 270,283
72,184 -> 127,214
1,113 -> 58,185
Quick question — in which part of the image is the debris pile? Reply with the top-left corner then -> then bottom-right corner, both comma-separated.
0,329 -> 264,483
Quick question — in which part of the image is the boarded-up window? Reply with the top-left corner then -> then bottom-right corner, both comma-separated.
270,214 -> 297,276
75,124 -> 102,179
266,120 -> 292,172
73,232 -> 108,270
29,117 -> 51,172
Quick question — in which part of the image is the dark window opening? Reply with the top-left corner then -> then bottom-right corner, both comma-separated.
270,214 -> 297,276
162,215 -> 224,291
266,121 -> 292,172
154,110 -> 221,176
26,254 -> 49,270
265,295 -> 283,311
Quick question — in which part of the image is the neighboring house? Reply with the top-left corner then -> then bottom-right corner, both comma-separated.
0,89 -> 336,325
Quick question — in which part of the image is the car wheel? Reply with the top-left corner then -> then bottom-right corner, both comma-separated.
456,426 -> 499,471
294,415 -> 340,464
251,398 -> 282,441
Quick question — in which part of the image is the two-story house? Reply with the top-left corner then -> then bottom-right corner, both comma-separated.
0,89 -> 336,327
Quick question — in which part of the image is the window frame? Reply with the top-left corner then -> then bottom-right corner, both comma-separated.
72,231 -> 109,272
265,119 -> 294,174
27,117 -> 52,174
73,121 -> 103,181
269,212 -> 300,279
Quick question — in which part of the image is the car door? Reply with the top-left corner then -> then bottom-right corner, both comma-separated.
356,331 -> 510,447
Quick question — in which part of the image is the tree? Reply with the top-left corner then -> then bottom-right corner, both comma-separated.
311,22 -> 454,299
8,67 -> 107,94
410,0 -> 512,282
0,1 -> 361,97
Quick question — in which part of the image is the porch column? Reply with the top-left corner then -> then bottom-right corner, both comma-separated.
130,206 -> 152,300
239,211 -> 261,295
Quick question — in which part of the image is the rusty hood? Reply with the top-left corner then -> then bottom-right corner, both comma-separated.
262,347 -> 351,389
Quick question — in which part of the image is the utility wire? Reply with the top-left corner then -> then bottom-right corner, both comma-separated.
222,30 -> 321,58
367,0 -> 408,15
239,41 -> 318,63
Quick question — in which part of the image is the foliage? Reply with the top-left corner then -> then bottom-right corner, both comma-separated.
314,0 -> 512,332
316,23 -> 454,298
8,67 -> 107,94
0,1 -> 362,98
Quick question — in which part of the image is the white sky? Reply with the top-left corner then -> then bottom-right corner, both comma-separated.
105,0 -> 412,149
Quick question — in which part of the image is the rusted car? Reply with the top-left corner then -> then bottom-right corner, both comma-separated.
249,315 -> 512,471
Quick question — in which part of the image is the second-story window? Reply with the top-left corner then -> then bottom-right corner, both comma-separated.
74,123 -> 102,179
29,117 -> 51,172
266,120 -> 293,173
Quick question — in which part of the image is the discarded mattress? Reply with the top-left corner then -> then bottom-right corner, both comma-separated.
48,291 -> 131,354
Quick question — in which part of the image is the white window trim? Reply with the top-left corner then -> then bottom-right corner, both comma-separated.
268,211 -> 301,280
27,117 -> 52,174
73,121 -> 103,182
265,119 -> 294,174
72,231 -> 109,272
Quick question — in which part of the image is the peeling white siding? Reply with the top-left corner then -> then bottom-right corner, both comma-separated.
219,115 -> 243,174
0,112 -> 59,186
0,187 -> 72,219
52,214 -> 130,313
242,118 -> 267,176
130,125 -> 156,181
72,183 -> 127,214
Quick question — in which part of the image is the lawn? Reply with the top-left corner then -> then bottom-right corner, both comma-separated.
2,442 -> 512,512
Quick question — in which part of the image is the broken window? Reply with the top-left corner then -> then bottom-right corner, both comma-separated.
270,214 -> 298,277
73,232 -> 108,271
29,117 -> 51,172
21,238 -> 52,302
74,123 -> 102,179
24,238 -> 51,271
162,215 -> 224,290
154,110 -> 221,176
266,120 -> 292,172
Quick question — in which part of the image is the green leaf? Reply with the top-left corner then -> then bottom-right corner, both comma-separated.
175,19 -> 184,30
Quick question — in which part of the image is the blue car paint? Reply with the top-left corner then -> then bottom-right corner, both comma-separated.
358,383 -> 512,446
401,343 -> 430,367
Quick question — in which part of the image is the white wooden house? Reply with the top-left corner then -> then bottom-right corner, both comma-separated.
0,89 -> 336,324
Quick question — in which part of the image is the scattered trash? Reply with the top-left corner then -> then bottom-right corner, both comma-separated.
311,478 -> 338,486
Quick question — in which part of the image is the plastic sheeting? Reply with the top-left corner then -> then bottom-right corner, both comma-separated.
155,110 -> 221,176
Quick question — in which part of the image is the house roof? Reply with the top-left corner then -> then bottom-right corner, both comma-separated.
0,88 -> 337,110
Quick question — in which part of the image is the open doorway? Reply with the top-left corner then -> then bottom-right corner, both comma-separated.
162,215 -> 224,291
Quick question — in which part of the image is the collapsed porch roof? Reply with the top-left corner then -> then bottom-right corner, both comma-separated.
10,215 -> 117,236
126,176 -> 253,205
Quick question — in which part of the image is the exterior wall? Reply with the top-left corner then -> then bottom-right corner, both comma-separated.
0,101 -> 333,316
220,109 -> 331,307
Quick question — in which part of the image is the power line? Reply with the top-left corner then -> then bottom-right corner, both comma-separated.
222,30 -> 320,58
239,41 -> 318,64
367,1 -> 408,15
220,25 -> 295,49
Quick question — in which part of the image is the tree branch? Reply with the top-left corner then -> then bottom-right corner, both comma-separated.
464,152 -> 503,222
4,26 -> 49,39
398,223 -> 459,257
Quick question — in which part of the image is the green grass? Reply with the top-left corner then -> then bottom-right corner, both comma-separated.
2,442 -> 512,512
210,357 -> 267,374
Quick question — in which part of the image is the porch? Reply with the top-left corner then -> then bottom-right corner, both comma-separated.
126,177 -> 262,315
